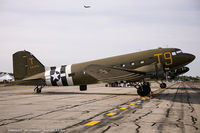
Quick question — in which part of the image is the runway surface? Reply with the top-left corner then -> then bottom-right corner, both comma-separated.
0,82 -> 200,133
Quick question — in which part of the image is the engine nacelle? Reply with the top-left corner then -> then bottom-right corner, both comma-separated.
168,67 -> 189,79
174,67 -> 189,75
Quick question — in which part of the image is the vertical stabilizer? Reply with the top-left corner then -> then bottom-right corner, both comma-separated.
13,51 -> 45,80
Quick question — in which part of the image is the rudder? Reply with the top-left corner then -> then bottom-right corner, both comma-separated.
13,50 -> 45,80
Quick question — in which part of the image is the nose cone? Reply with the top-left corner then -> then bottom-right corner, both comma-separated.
184,53 -> 196,64
188,54 -> 195,62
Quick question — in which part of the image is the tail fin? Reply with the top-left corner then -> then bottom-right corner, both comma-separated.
13,50 -> 45,80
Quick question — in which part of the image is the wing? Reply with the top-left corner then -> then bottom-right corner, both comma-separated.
84,64 -> 146,83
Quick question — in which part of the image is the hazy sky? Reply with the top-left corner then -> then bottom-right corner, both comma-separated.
0,0 -> 199,76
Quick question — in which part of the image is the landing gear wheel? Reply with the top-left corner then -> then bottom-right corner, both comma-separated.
137,85 -> 151,96
80,85 -> 87,91
34,86 -> 43,94
36,89 -> 41,93
160,83 -> 167,88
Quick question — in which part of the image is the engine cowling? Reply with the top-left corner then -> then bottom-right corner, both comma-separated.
168,67 -> 189,79
174,67 -> 189,75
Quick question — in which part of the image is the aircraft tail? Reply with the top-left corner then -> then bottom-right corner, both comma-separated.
13,50 -> 45,80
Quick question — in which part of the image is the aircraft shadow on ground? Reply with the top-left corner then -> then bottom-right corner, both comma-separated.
42,91 -> 138,96
153,87 -> 200,105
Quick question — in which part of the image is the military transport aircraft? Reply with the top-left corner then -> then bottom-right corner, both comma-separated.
12,48 -> 195,96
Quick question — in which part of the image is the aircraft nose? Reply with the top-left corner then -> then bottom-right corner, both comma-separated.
188,53 -> 195,62
183,53 -> 196,63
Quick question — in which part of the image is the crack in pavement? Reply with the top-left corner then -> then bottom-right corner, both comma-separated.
157,83 -> 180,132
132,110 -> 153,133
0,95 -> 119,127
59,97 -> 145,133
184,83 -> 199,130
101,126 -> 111,133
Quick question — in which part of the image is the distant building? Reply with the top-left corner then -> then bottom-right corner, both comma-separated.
0,73 -> 14,83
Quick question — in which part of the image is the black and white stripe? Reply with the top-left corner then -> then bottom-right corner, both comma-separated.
45,65 -> 74,86
60,65 -> 68,86
50,67 -> 58,86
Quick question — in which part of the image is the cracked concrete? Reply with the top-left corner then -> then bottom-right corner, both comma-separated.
0,82 -> 200,133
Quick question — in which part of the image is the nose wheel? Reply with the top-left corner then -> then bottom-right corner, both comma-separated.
160,83 -> 167,88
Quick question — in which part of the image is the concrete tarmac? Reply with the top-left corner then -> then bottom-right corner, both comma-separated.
0,82 -> 200,133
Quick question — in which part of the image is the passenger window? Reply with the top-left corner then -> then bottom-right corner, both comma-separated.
140,61 -> 144,64
130,62 -> 135,66
120,64 -> 126,67
111,65 -> 116,68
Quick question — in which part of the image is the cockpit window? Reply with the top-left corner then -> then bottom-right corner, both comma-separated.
172,52 -> 176,56
176,50 -> 182,54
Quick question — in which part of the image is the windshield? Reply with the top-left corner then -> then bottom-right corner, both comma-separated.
176,50 -> 183,54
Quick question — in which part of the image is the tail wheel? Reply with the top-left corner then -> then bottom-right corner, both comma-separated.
34,85 -> 44,93
36,89 -> 41,93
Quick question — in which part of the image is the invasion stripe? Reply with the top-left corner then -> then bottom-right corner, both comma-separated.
61,65 -> 68,86
66,65 -> 74,86
55,67 -> 62,86
50,67 -> 58,86
45,68 -> 51,86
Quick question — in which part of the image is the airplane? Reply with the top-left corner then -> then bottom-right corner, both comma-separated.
84,5 -> 91,8
12,48 -> 195,96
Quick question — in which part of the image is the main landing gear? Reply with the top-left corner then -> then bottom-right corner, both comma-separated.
34,85 -> 44,94
80,85 -> 87,91
136,82 -> 151,97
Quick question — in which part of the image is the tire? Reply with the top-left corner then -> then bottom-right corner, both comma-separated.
80,85 -> 87,91
36,89 -> 41,93
160,83 -> 167,88
137,85 -> 151,96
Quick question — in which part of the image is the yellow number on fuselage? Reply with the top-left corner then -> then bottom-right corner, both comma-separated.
154,52 -> 173,66
154,53 -> 162,64
164,52 -> 173,66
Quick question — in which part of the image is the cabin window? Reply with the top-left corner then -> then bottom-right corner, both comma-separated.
120,64 -> 126,67
130,62 -> 135,66
140,61 -> 145,64
172,52 -> 176,56
111,65 -> 117,68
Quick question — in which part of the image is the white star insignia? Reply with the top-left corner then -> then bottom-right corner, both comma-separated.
51,72 -> 60,81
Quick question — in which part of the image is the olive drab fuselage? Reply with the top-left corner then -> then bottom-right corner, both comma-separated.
41,48 -> 195,86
